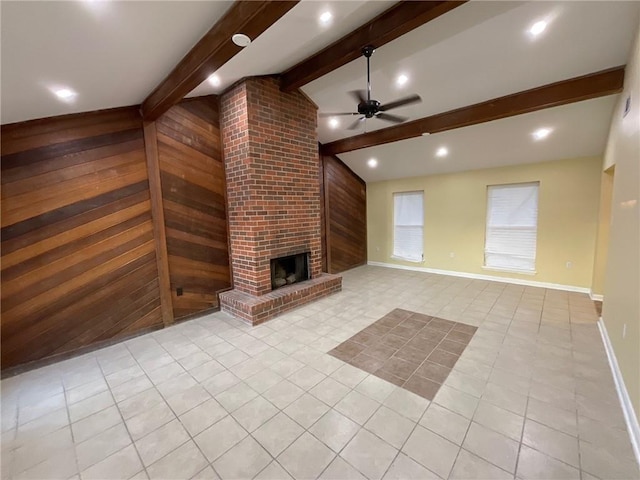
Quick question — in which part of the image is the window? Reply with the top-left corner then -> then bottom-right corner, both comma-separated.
485,182 -> 539,272
393,191 -> 424,262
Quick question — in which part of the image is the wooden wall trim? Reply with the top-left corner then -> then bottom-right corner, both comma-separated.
322,66 -> 626,155
143,121 -> 174,326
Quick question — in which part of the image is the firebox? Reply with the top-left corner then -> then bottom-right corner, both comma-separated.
270,252 -> 310,290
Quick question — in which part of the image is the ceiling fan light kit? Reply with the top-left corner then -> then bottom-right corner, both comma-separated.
321,45 -> 423,130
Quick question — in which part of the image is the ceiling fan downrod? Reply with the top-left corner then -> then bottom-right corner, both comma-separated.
362,45 -> 375,102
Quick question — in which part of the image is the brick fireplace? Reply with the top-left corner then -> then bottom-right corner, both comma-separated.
218,77 -> 341,325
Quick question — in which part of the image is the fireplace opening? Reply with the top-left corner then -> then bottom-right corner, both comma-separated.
270,252 -> 310,290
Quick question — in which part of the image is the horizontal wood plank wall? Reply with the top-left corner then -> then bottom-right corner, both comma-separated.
1,107 -> 163,369
322,154 -> 367,273
156,97 -> 231,319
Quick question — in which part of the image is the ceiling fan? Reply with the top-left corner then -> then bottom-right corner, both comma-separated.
320,45 -> 422,130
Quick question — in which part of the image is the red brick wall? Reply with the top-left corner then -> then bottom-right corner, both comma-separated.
220,77 -> 321,297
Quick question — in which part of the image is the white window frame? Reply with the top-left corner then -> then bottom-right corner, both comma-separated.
483,182 -> 539,274
392,191 -> 424,263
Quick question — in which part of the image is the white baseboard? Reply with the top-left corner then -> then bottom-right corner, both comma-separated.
598,318 -> 640,467
367,261 -> 591,294
590,291 -> 604,302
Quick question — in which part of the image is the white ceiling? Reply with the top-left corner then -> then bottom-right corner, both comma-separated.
338,96 -> 618,182
2,1 -> 638,183
0,1 -> 233,124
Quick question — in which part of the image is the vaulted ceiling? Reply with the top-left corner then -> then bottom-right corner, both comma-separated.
2,1 -> 639,182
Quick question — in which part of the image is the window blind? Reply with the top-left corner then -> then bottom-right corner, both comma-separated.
393,191 -> 424,263
485,183 -> 539,272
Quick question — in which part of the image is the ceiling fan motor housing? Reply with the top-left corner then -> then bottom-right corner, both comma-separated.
358,99 -> 381,117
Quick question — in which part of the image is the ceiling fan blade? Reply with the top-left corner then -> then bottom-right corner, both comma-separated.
376,112 -> 407,123
319,112 -> 359,117
349,90 -> 367,104
347,117 -> 366,130
379,94 -> 422,111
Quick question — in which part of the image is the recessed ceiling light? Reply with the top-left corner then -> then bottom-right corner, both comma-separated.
396,74 -> 409,87
208,74 -> 221,87
436,147 -> 448,157
319,11 -> 332,25
421,132 -> 430,136
328,117 -> 339,129
532,127 -> 552,140
52,87 -> 77,102
232,33 -> 251,47
529,20 -> 547,37
368,158 -> 378,168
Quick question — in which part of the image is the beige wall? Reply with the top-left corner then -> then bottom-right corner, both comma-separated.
367,156 -> 602,288
591,167 -> 614,297
602,20 -> 640,416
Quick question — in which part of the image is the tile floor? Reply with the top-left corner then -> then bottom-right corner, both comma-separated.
329,309 -> 477,400
1,266 -> 638,480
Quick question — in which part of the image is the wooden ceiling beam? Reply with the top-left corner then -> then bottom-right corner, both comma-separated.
141,0 -> 298,121
279,1 -> 467,93
321,66 -> 625,156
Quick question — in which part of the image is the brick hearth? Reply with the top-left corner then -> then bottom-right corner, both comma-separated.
219,76 -> 341,324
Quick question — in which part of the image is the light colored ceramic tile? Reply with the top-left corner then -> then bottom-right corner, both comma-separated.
365,406 -> 415,449
193,415 -> 247,462
13,446 -> 77,480
277,432 -> 335,480
309,409 -> 360,453
525,397 -> 577,437
134,419 -> 190,467
578,415 -> 636,460
244,369 -> 284,394
179,398 -> 227,437
310,377 -> 351,406
231,396 -> 279,432
263,380 -> 304,410
449,449 -> 513,480
579,439 -> 640,480
71,405 -> 122,444
201,371 -> 241,397
420,403 -> 471,445
320,456 -> 367,480
125,402 -> 175,440
355,375 -> 397,403
402,425 -> 459,479
481,383 -> 528,416
188,360 -> 226,384
18,394 -> 66,426
522,419 -> 579,467
80,445 -> 142,480
287,366 -> 327,391
165,385 -> 211,416
213,436 -> 271,480
68,391 -> 114,423
383,453 -> 440,480
433,385 -> 479,419
253,412 -> 304,457
12,425 -> 73,474
473,400 -> 524,441
341,428 -> 398,480
214,382 -> 258,412
66,378 -> 108,405
382,388 -> 430,423
15,408 -> 69,447
146,440 -> 208,480
112,376 -> 154,403
254,461 -> 293,480
330,364 -> 368,389
517,445 -> 580,480
76,423 -> 132,471
462,422 -> 519,473
335,390 -> 380,426
155,373 -> 197,399
284,393 -> 330,429
190,466 -> 220,480
117,388 -> 164,420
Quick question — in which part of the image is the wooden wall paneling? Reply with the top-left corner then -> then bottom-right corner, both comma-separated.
322,155 -> 367,273
1,107 -> 163,369
156,97 -> 231,319
143,121 -> 175,326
